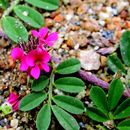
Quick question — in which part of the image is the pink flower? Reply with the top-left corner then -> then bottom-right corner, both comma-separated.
11,47 -> 28,71
7,92 -> 20,111
26,49 -> 51,79
32,27 -> 58,47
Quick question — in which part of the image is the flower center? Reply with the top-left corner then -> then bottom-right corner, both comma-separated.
36,60 -> 41,65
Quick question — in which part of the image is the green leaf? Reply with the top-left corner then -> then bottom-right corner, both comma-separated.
36,104 -> 51,130
90,86 -> 108,113
107,53 -> 126,74
14,5 -> 44,28
54,77 -> 85,93
120,30 -> 130,66
114,98 -> 130,119
19,92 -> 47,111
117,119 -> 130,130
53,95 -> 85,114
108,79 -> 124,110
2,16 -> 28,42
56,58 -> 81,75
86,107 -> 109,122
0,0 -> 8,9
32,76 -> 49,92
25,0 -> 59,11
52,105 -> 80,130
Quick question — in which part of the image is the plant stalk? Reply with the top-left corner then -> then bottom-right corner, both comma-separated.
48,70 -> 54,105
2,0 -> 20,17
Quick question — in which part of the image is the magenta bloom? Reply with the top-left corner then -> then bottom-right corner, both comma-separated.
32,27 -> 58,47
11,47 -> 28,71
7,92 -> 20,111
26,49 -> 51,79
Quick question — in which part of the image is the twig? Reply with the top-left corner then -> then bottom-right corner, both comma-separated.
78,70 -> 130,97
79,70 -> 109,88
2,0 -> 20,17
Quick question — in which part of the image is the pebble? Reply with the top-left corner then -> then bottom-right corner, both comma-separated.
66,14 -> 73,21
101,30 -> 114,40
120,9 -> 128,20
79,122 -> 85,128
74,44 -> 79,50
45,18 -> 54,27
99,12 -> 110,20
70,0 -> 82,7
78,49 -> 101,70
10,119 -> 18,128
62,0 -> 70,5
82,20 -> 100,32
53,37 -> 63,49
54,14 -> 64,23
101,56 -> 107,67
66,38 -> 74,48
117,1 -> 129,12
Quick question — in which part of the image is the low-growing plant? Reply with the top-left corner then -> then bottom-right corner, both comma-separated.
0,0 -> 59,42
0,27 -> 85,130
107,30 -> 130,93
86,78 -> 130,130
19,57 -> 86,130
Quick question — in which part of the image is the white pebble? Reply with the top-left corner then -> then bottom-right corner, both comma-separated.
78,49 -> 100,70
99,12 -> 110,20
11,119 -> 19,128
66,14 -> 73,21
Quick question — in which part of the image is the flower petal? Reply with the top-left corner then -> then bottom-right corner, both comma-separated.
7,93 -> 19,104
32,30 -> 39,37
11,47 -> 24,60
45,32 -> 58,46
41,50 -> 51,63
30,65 -> 40,79
47,32 -> 58,41
40,63 -> 50,72
12,101 -> 20,111
20,58 -> 28,71
39,27 -> 48,38
26,51 -> 36,67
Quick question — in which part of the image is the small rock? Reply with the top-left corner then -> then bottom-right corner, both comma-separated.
103,120 -> 114,129
125,21 -> 130,29
18,73 -> 27,85
99,12 -> 110,20
101,56 -> 107,67
120,9 -> 128,20
53,37 -> 63,49
78,49 -> 100,70
10,119 -> 18,128
70,0 -> 82,7
66,14 -> 73,21
0,38 -> 10,48
66,38 -> 74,48
8,55 -> 15,68
54,14 -> 64,23
50,10 -> 60,18
62,0 -> 70,5
82,20 -> 100,31
45,18 -> 54,27
117,1 -> 129,12
21,116 -> 28,123
74,44 -> 79,50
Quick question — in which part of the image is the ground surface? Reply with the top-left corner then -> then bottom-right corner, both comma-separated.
0,0 -> 130,129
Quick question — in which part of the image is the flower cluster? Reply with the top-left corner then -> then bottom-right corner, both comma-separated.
0,93 -> 20,115
11,27 -> 58,79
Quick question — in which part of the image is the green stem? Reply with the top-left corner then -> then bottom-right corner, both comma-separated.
2,0 -> 20,17
27,76 -> 31,87
48,70 -> 55,105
